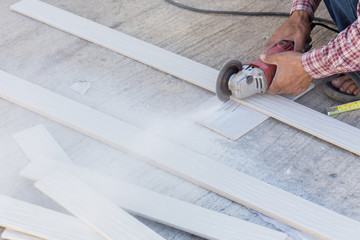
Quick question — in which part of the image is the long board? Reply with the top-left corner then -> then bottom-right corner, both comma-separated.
0,194 -> 103,240
35,171 -> 165,240
14,125 -> 288,240
10,0 -> 280,140
1,229 -> 42,240
233,94 -> 360,155
12,0 -> 218,91
1,70 -> 360,239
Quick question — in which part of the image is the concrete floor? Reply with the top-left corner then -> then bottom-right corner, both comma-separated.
0,0 -> 359,239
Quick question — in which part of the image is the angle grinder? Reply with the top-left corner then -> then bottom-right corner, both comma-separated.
216,40 -> 294,101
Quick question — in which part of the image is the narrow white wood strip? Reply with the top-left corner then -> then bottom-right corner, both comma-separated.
10,0 -> 217,92
10,0 -> 276,140
1,72 -> 359,239
35,171 -> 165,240
234,94 -> 360,155
2,229 -> 42,240
13,125 -> 72,164
0,194 -> 104,240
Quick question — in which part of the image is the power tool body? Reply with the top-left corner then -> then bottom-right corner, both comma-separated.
216,40 -> 294,101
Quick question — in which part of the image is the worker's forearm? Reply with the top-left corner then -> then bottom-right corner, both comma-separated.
291,0 -> 322,20
290,10 -> 312,26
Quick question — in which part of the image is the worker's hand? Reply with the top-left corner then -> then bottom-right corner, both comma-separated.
260,51 -> 313,96
263,10 -> 312,53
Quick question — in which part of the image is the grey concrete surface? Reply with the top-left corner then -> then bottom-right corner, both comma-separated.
0,0 -> 358,239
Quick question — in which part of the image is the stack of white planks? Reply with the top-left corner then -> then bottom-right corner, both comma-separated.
0,124 -> 287,240
2,0 -> 360,239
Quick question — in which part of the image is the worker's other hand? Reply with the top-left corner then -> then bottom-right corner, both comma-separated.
263,10 -> 312,53
260,51 -> 313,96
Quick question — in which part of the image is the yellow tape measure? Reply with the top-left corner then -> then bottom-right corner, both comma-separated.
327,99 -> 360,115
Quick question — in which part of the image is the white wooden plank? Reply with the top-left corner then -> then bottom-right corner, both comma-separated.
1,71 -> 360,239
233,94 -> 360,155
10,0 -> 217,92
14,125 -> 288,240
35,171 -> 166,240
10,0 -> 278,140
198,85 -> 314,140
0,194 -> 104,240
12,125 -> 72,164
1,229 -> 42,240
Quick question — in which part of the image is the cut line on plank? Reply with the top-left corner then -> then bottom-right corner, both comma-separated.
2,70 -> 360,239
196,84 -> 314,140
195,98 -> 269,141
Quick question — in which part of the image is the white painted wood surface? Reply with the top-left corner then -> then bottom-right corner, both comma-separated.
1,229 -> 42,240
10,0 -> 278,141
14,124 -> 288,240
2,71 -> 360,239
35,170 -> 166,240
0,194 -> 104,240
233,94 -> 360,155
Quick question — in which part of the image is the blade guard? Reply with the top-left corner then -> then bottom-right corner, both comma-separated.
248,40 -> 294,88
216,60 -> 243,102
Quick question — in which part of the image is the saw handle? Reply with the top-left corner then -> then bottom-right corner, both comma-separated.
248,40 -> 294,89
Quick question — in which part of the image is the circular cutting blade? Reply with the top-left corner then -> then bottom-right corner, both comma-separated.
216,59 -> 243,102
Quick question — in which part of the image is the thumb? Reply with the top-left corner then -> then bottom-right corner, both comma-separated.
260,53 -> 278,65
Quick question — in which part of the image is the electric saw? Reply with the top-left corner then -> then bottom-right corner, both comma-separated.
216,40 -> 294,101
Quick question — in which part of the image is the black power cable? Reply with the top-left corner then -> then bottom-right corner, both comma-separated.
164,0 -> 338,33
312,22 -> 338,33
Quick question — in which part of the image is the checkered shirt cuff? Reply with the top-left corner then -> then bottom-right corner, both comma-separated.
302,20 -> 360,79
291,0 -> 321,20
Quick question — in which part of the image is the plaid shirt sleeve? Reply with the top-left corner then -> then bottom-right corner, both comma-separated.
297,1 -> 360,78
291,0 -> 321,20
